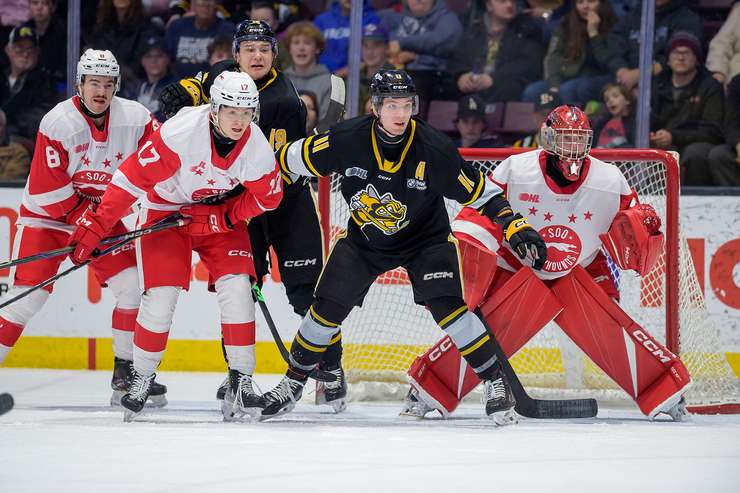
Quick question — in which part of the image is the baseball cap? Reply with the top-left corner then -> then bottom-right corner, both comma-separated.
139,35 -> 169,58
363,23 -> 388,42
9,25 -> 39,46
456,94 -> 486,121
534,90 -> 561,113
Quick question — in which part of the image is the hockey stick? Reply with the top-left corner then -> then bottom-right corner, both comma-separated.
314,75 -> 345,134
251,285 -> 337,383
0,216 -> 189,310
474,309 -> 598,419
0,221 -> 194,271
0,393 -> 14,415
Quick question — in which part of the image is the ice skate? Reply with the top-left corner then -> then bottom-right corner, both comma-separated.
110,357 -> 167,408
653,395 -> 690,422
483,367 -> 517,426
215,375 -> 229,401
121,370 -> 156,422
261,376 -> 304,420
399,387 -> 436,419
222,370 -> 264,422
315,366 -> 347,413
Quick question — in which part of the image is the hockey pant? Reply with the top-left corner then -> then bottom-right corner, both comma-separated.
131,208 -> 256,376
408,266 -> 691,418
0,223 -> 139,364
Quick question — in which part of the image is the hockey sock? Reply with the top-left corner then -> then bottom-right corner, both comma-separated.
288,306 -> 341,382
216,274 -> 256,373
107,267 -> 141,361
429,298 -> 498,381
132,287 -> 180,376
319,331 -> 343,370
0,317 -> 23,364
222,321 -> 256,374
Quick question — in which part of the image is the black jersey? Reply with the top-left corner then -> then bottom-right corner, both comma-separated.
278,115 -> 504,254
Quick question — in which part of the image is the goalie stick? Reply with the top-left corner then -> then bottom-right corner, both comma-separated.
251,285 -> 337,383
0,393 -> 14,416
475,309 -> 598,419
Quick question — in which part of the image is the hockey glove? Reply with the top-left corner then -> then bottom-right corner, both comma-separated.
179,203 -> 234,236
68,209 -> 107,265
63,197 -> 95,225
159,78 -> 204,120
499,212 -> 547,270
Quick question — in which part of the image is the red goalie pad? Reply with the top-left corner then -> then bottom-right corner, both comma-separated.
457,233 -> 498,310
551,266 -> 692,417
599,204 -> 664,276
407,268 -> 563,415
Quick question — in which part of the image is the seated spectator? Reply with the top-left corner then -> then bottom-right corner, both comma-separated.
453,94 -> 501,148
592,82 -> 635,148
123,35 -> 175,123
86,0 -> 162,94
249,1 -> 288,70
448,0 -> 544,104
207,35 -> 232,66
166,0 -> 235,78
382,0 -> 461,107
284,21 -> 332,119
1,25 -> 58,141
649,32 -> 724,186
522,0 -> 615,107
23,0 -> 66,88
608,0 -> 702,92
0,108 -> 30,180
706,2 -> 740,86
359,23 -> 394,109
299,90 -> 318,134
513,88 -> 560,147
706,74 -> 740,186
315,0 -> 380,77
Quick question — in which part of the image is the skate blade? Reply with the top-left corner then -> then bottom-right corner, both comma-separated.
111,391 -> 168,409
123,408 -> 142,423
490,409 -> 518,426
316,394 -> 347,413
399,409 -> 427,419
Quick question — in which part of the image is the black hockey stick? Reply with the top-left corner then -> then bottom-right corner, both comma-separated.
0,393 -> 14,415
251,285 -> 337,383
0,221 -> 194,271
475,309 -> 598,419
0,216 -> 189,310
314,75 -> 345,134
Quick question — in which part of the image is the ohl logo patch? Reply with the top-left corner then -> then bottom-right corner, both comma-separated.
349,184 -> 409,235
539,225 -> 582,273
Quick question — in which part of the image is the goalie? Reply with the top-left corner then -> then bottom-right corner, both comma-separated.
403,105 -> 691,422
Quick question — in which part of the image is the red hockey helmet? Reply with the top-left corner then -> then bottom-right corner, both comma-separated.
540,105 -> 593,181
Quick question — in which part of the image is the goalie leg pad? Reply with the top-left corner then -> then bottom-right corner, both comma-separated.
551,266 -> 691,417
408,268 -> 562,415
457,235 -> 498,310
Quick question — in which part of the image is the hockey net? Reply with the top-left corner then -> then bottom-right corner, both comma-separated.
317,148 -> 740,414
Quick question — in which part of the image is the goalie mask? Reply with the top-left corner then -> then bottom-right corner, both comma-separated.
209,71 -> 260,132
233,20 -> 278,56
540,105 -> 593,181
370,70 -> 419,116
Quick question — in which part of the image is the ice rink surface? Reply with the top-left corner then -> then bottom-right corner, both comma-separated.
1,369 -> 739,493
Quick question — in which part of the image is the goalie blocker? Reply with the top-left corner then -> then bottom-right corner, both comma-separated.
407,227 -> 691,420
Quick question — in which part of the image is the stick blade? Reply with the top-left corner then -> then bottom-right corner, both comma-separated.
516,395 -> 598,419
329,74 -> 345,104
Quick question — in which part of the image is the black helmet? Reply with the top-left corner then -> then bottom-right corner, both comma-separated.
233,20 -> 278,55
370,70 -> 419,115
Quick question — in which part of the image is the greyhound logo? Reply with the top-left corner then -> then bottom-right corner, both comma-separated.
539,224 -> 582,273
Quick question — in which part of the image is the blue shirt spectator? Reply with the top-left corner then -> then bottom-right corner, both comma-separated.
314,0 -> 380,75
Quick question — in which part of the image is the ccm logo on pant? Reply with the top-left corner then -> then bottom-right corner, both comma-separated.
283,259 -> 317,267
227,250 -> 253,258
423,271 -> 453,281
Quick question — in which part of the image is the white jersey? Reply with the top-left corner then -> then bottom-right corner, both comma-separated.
453,149 -> 633,280
99,105 -> 281,227
20,96 -> 157,230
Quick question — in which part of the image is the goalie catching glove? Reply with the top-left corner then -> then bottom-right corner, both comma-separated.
496,210 -> 547,270
599,203 -> 663,276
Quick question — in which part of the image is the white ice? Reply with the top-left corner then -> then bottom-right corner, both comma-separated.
1,369 -> 739,493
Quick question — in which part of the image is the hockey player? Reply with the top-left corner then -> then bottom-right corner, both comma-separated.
68,71 -> 283,421
401,105 -> 691,421
0,49 -> 167,407
258,70 -> 548,425
158,21 -> 344,410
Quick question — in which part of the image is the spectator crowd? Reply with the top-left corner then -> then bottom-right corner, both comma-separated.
0,0 -> 738,186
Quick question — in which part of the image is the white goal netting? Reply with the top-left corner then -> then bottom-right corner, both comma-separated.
318,148 -> 740,413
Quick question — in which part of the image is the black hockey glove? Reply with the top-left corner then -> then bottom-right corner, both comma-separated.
498,212 -> 547,270
159,78 -> 204,120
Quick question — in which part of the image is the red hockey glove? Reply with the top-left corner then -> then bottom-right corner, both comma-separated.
68,209 -> 107,265
179,203 -> 234,236
498,212 -> 547,270
63,197 -> 95,225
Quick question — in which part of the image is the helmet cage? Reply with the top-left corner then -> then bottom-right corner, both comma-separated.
540,126 -> 593,161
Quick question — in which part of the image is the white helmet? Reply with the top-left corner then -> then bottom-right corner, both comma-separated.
76,49 -> 121,93
209,71 -> 260,127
